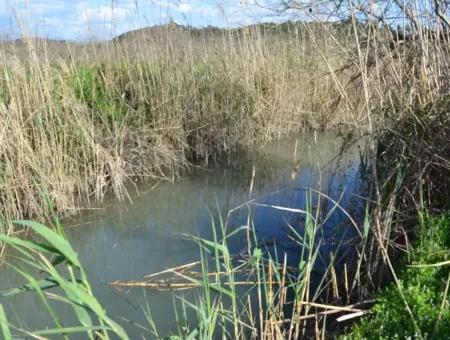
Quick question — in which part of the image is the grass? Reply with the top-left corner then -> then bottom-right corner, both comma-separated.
0,1 -> 449,338
0,219 -> 128,339
342,213 -> 450,339
0,22 -> 354,224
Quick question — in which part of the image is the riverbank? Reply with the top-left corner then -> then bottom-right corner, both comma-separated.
0,22 -> 358,224
337,95 -> 450,338
0,11 -> 449,339
343,213 -> 450,338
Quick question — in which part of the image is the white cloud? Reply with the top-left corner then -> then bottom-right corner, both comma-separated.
78,4 -> 134,24
24,1 -> 67,15
1,0 -> 67,16
178,3 -> 193,13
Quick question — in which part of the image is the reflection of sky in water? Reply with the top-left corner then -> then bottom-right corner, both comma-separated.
0,132 -> 369,338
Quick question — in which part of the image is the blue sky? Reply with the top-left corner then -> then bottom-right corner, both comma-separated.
0,0 -> 285,41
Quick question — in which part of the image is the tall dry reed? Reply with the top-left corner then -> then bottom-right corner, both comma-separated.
0,23 -> 356,223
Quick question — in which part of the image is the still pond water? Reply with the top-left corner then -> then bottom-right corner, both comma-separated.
0,132 -> 369,338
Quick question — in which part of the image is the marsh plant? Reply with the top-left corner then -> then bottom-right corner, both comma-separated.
0,219 -> 128,339
0,0 -> 449,338
343,213 -> 450,339
0,190 -> 370,339
0,22 -> 352,224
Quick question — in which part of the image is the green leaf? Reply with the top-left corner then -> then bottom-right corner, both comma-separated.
2,277 -> 60,296
33,325 -> 111,336
408,260 -> 450,268
0,304 -> 12,340
208,283 -> 233,298
363,206 -> 370,240
12,220 -> 80,267
0,235 -> 59,256
6,265 -> 66,331
186,328 -> 199,340
252,247 -> 262,263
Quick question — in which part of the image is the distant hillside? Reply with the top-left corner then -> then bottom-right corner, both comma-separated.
113,22 -> 222,42
0,20 -> 359,63
112,20 -> 356,42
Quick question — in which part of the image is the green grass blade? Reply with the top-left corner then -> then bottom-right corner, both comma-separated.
0,304 -> 12,340
6,265 -> 66,334
33,325 -> 111,336
0,234 -> 59,256
408,260 -> 450,268
2,277 -> 60,296
12,220 -> 80,266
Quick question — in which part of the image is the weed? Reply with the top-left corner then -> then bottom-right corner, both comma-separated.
343,214 -> 450,339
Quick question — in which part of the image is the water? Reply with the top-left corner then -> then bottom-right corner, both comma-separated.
0,132 -> 369,338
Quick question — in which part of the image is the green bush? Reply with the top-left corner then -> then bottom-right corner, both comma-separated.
343,214 -> 450,339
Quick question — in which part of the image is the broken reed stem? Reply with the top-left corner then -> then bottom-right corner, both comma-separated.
109,280 -> 273,291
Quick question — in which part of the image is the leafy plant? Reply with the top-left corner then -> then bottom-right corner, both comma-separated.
0,220 -> 128,339
343,214 -> 450,339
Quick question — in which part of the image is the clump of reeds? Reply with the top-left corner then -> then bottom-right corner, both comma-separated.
107,184 -> 372,339
0,23 -> 354,225
318,2 -> 450,336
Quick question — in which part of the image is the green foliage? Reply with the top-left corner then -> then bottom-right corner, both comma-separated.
0,304 -> 11,340
0,220 -> 128,339
0,72 -> 11,107
344,214 -> 450,339
69,66 -> 126,126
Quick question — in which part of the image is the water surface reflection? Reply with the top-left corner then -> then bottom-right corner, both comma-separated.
0,132 -> 369,338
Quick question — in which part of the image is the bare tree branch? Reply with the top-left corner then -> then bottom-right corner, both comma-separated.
434,0 -> 450,29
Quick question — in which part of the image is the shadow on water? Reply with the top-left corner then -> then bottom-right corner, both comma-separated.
0,131 -> 370,338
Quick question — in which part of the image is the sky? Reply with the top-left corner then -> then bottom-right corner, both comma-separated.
0,0 -> 287,41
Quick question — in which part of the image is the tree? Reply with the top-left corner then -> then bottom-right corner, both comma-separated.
256,0 -> 450,32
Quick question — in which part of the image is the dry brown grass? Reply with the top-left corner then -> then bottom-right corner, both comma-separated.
0,23 -> 359,225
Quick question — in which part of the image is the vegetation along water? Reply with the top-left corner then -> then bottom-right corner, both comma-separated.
0,1 -> 449,339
